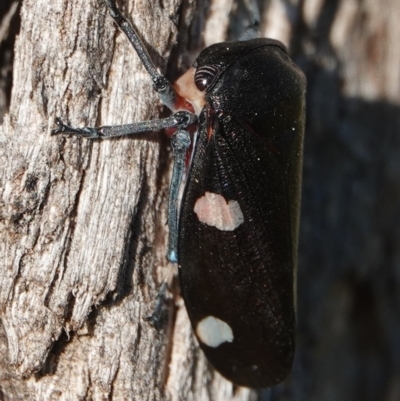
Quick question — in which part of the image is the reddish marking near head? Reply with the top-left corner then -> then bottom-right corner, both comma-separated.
174,67 -> 206,115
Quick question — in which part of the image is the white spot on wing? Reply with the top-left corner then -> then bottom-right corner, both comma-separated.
196,316 -> 234,347
193,192 -> 244,231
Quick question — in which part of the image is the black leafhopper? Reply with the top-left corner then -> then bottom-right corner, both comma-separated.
52,0 -> 306,388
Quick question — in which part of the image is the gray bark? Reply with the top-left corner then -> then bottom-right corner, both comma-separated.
0,0 -> 257,400
1,0 -> 399,400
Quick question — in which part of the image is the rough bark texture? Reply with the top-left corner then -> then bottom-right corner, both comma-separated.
0,0 -> 399,400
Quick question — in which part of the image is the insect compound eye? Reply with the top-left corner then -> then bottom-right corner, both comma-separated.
194,64 -> 220,91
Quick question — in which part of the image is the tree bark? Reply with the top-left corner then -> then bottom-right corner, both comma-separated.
0,0 -> 256,400
1,0 -> 400,400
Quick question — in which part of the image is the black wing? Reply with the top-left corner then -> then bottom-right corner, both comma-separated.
178,111 -> 297,388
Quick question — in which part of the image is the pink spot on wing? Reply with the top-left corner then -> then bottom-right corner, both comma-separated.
194,192 -> 244,231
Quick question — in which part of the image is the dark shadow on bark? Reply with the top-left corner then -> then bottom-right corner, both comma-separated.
0,0 -> 21,123
259,1 -> 400,400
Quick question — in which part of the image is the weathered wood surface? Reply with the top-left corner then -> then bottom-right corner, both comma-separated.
0,0 -> 399,400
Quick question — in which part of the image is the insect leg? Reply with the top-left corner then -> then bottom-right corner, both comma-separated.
144,281 -> 168,327
105,0 -> 177,111
127,129 -> 191,324
51,111 -> 196,138
167,129 -> 191,263
51,112 -> 193,262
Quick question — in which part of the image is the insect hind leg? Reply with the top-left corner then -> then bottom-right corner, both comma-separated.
167,129 -> 191,263
144,282 -> 168,327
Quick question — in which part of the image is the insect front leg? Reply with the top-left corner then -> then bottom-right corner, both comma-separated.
52,0 -> 195,326
105,0 -> 177,111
